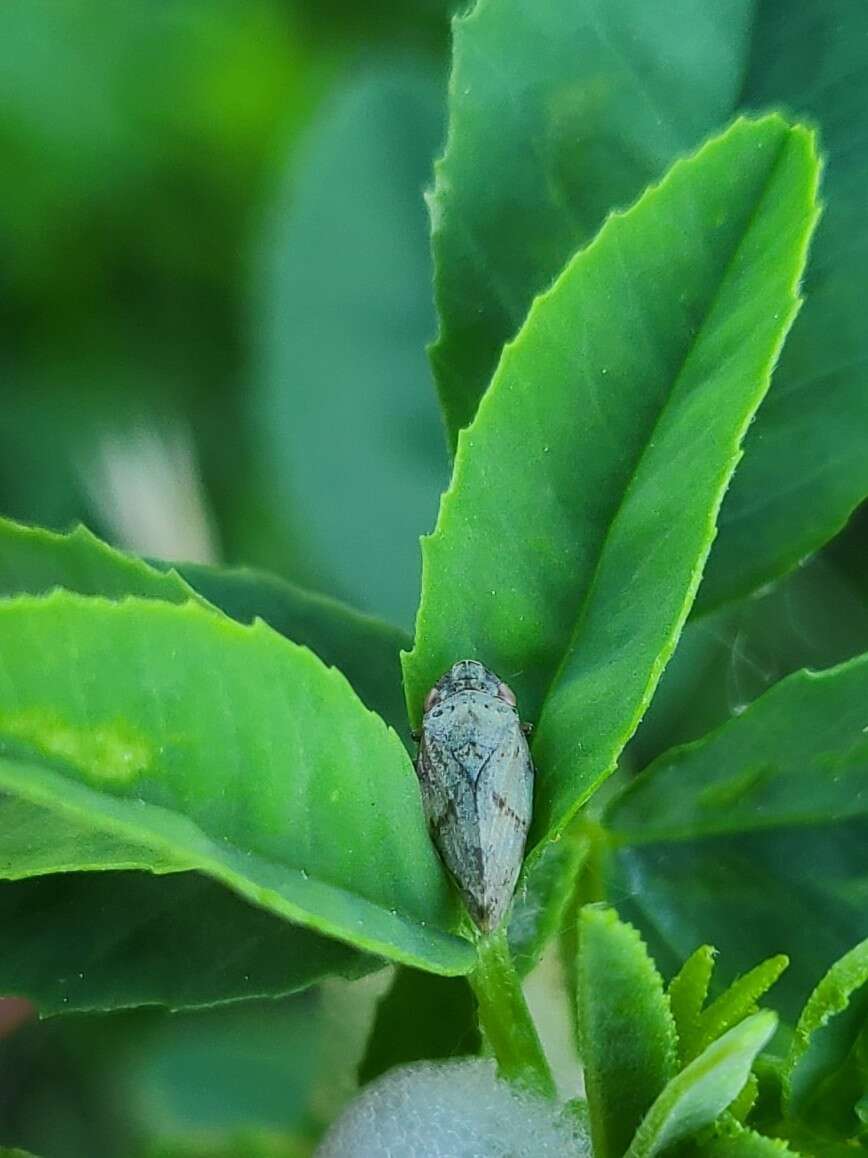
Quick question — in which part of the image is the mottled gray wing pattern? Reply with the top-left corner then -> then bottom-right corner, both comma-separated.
417,729 -> 482,913
475,725 -> 533,930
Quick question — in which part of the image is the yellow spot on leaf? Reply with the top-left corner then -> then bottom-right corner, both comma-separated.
0,710 -> 151,786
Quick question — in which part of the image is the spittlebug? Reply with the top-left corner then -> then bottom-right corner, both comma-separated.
414,660 -> 533,932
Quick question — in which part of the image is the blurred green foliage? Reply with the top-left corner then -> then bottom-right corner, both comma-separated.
0,1 -> 865,1155
0,3 -> 455,1154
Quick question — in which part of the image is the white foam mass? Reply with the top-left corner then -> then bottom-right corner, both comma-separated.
316,1058 -> 590,1157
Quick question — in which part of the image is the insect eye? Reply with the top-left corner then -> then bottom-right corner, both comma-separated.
497,681 -> 517,707
423,686 -> 442,712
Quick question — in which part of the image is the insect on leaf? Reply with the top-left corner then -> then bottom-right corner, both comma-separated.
405,113 -> 821,853
0,593 -> 474,1015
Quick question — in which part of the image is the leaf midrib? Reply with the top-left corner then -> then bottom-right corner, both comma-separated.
532,125 -> 793,734
0,748 -> 474,972
608,806 -> 868,847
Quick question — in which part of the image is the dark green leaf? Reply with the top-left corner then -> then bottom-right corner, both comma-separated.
577,906 -> 676,1158
253,60 -> 448,628
0,517 -> 411,740
404,114 -> 820,850
431,0 -> 868,609
629,554 -> 868,771
625,1013 -> 777,1158
358,968 -> 480,1085
0,594 -> 474,997
0,869 -> 367,1016
784,938 -> 868,1132
508,827 -> 590,978
605,656 -> 868,1018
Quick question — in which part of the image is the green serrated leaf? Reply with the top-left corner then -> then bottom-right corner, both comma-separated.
430,0 -> 868,611
169,561 -> 411,740
669,946 -> 717,1064
784,938 -> 868,1129
727,1074 -> 760,1125
696,957 -> 789,1060
0,594 -> 474,1012
605,655 -> 868,1019
405,113 -> 820,850
626,1012 -> 778,1158
0,519 -> 196,605
0,517 -> 411,738
0,520 -> 422,1009
704,1120 -> 801,1156
577,906 -> 677,1158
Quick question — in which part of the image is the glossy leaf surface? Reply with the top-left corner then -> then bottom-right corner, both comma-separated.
431,0 -> 868,610
784,938 -> 868,1129
406,115 -> 820,849
605,656 -> 868,1017
0,518 -> 411,739
0,595 -> 473,984
626,1013 -> 777,1158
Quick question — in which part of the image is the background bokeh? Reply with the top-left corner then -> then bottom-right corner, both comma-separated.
0,0 -> 454,630
1,2 -> 866,1155
0,2 -> 455,1154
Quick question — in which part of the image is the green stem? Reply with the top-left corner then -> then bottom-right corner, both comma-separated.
469,925 -> 556,1099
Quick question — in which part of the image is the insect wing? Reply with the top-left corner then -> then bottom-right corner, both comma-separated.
416,728 -> 482,909
476,723 -> 533,930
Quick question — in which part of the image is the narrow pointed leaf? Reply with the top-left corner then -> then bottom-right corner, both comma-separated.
605,655 -> 868,1017
669,945 -> 717,1064
577,906 -> 677,1158
625,1012 -> 777,1158
696,957 -> 789,1058
405,114 -> 820,849
508,828 -> 590,977
0,595 -> 473,990
784,938 -> 868,1123
432,0 -> 868,610
430,0 -> 755,442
